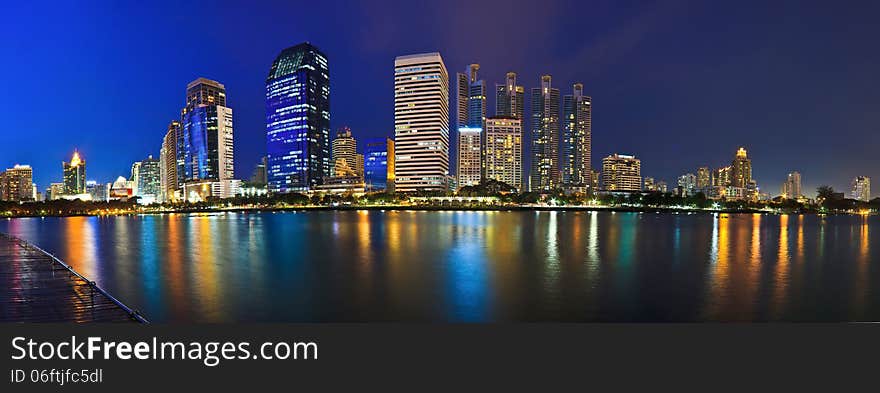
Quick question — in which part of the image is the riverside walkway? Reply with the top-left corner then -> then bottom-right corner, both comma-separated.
0,233 -> 147,323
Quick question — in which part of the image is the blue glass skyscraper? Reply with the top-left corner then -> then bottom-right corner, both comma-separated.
180,78 -> 234,183
363,138 -> 394,192
266,42 -> 330,193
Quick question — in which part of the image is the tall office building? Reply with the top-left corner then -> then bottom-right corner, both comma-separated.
602,154 -> 641,192
852,176 -> 871,201
160,120 -> 180,202
730,147 -> 752,188
456,64 -> 486,188
266,42 -> 330,193
678,173 -> 697,196
364,138 -> 395,192
62,151 -> 86,195
495,72 -> 524,119
696,166 -> 711,189
713,166 -> 731,187
331,126 -> 358,177
393,52 -> 449,192
562,83 -> 592,188
530,75 -> 560,191
484,117 -> 523,191
181,78 -> 234,183
250,156 -> 268,185
130,161 -> 141,196
0,165 -> 34,201
138,155 -> 161,203
781,171 -> 802,199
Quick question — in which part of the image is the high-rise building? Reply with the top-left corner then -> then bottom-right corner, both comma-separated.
456,64 -> 486,189
713,166 -> 731,187
266,42 -> 330,193
781,171 -> 802,199
495,72 -> 524,119
160,120 -> 180,202
602,154 -> 641,192
696,167 -> 711,189
730,147 -> 752,188
393,52 -> 449,192
678,173 -> 697,196
331,127 -> 358,177
364,138 -> 395,192
47,183 -> 64,201
130,161 -> 141,196
852,176 -> 871,201
62,151 -> 86,195
250,156 -> 268,186
86,180 -> 109,202
138,155 -> 161,203
0,165 -> 34,201
181,78 -> 234,183
562,83 -> 592,188
484,117 -> 523,191
530,75 -> 560,192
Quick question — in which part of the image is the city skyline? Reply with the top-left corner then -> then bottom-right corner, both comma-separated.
3,1 -> 879,195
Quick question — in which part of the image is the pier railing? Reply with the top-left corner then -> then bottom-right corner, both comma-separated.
0,232 -> 148,323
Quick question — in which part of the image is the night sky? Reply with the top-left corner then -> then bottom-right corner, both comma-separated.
3,0 -> 878,197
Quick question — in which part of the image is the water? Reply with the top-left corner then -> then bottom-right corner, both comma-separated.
0,211 -> 877,322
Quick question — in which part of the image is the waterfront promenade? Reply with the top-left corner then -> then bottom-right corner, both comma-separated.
0,233 -> 146,323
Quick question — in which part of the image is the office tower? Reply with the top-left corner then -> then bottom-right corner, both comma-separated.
456,64 -> 486,188
266,42 -> 330,193
852,176 -> 871,201
730,147 -> 752,188
86,180 -> 109,202
47,183 -> 64,200
601,154 -> 641,192
331,126 -> 358,177
484,117 -> 523,191
0,165 -> 34,201
781,171 -> 802,199
62,151 -> 86,195
713,166 -> 731,187
678,173 -> 697,195
393,52 -> 449,192
130,161 -> 141,196
644,177 -> 656,191
696,167 -> 711,189
160,120 -> 180,202
496,72 -> 524,119
562,83 -> 592,188
364,138 -> 395,192
530,75 -> 560,191
250,156 -> 268,185
181,78 -> 234,183
138,155 -> 161,203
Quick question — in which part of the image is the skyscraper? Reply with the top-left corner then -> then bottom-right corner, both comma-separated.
602,154 -> 641,192
181,78 -> 234,183
160,120 -> 180,202
130,161 -> 141,196
852,176 -> 871,201
696,167 -> 711,189
0,165 -> 33,201
331,127 -> 358,177
266,42 -> 331,193
678,173 -> 697,196
250,156 -> 268,186
496,72 -> 524,119
364,138 -> 395,192
138,155 -> 161,203
562,83 -> 592,188
484,117 -> 523,191
530,75 -> 560,192
730,147 -> 752,188
62,151 -> 86,195
781,171 -> 802,199
393,52 -> 449,192
456,64 -> 486,189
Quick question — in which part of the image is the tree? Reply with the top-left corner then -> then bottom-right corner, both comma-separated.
816,185 -> 835,201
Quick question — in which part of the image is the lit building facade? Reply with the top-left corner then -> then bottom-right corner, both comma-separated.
0,165 -> 34,201
730,147 -> 752,188
852,176 -> 871,201
456,64 -> 485,188
562,83 -> 592,189
602,154 -> 641,192
364,138 -> 394,192
495,72 -> 524,119
484,117 -> 523,191
266,42 -> 330,193
530,75 -> 560,192
160,120 -> 180,202
138,155 -> 161,204
678,173 -> 697,196
781,171 -> 802,199
181,78 -> 234,183
696,166 -> 711,189
331,127 -> 358,177
62,151 -> 86,195
394,52 -> 449,192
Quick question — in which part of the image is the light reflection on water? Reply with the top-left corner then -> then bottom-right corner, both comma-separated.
1,211 -> 878,322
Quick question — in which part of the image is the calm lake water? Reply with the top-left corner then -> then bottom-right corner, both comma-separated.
1,211 -> 877,322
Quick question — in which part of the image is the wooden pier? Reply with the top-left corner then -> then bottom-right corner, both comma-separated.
0,233 -> 147,323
